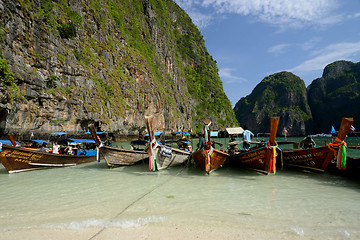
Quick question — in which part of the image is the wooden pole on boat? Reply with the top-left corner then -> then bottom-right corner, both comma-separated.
268,117 -> 280,174
269,117 -> 280,145
8,134 -> 17,147
201,120 -> 212,173
203,120 -> 211,143
324,117 -> 354,170
145,115 -> 156,171
336,117 -> 354,141
145,115 -> 155,144
88,124 -> 101,146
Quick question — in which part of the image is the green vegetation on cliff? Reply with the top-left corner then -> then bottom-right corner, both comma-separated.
234,71 -> 312,135
170,3 -> 237,130
14,0 -> 236,132
239,71 -> 310,118
0,56 -> 21,103
308,61 -> 360,133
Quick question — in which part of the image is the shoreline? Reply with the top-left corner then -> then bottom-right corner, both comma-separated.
1,224 -> 308,240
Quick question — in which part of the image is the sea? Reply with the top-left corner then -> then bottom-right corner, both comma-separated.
0,136 -> 360,239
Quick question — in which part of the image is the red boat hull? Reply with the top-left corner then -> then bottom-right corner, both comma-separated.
281,146 -> 334,172
230,146 -> 274,174
192,148 -> 229,174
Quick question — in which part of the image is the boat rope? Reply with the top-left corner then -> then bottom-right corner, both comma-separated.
328,137 -> 347,170
266,140 -> 278,174
88,165 -> 187,240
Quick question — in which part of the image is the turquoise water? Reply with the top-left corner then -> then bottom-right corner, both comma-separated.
0,137 -> 360,239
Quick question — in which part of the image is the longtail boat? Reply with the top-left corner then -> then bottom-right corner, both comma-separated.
0,143 -> 96,173
228,117 -> 280,174
192,120 -> 229,174
327,156 -> 360,179
145,115 -> 191,171
281,117 -> 354,172
88,125 -> 148,167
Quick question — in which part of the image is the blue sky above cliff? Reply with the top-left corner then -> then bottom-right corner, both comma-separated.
174,0 -> 360,106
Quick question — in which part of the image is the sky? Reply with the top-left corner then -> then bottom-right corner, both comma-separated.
173,0 -> 360,107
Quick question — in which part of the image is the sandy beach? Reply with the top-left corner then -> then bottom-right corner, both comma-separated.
1,223 -> 308,240
1,155 -> 360,240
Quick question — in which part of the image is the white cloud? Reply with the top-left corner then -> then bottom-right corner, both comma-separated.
175,0 -> 341,29
289,41 -> 360,72
189,11 -> 214,28
348,12 -> 360,19
174,0 -> 194,9
203,0 -> 339,26
175,0 -> 214,28
268,43 -> 290,55
219,68 -> 247,83
301,37 -> 322,51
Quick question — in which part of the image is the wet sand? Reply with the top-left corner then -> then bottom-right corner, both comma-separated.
1,224 -> 307,240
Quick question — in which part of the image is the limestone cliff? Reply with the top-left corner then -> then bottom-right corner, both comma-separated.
307,60 -> 360,133
233,61 -> 360,135
0,0 -> 237,138
233,71 -> 312,136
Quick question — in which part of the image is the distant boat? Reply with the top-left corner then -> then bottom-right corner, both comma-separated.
228,117 -> 280,174
192,120 -> 229,174
0,143 -> 95,173
165,130 -> 193,152
55,138 -> 99,156
145,115 -> 191,171
281,117 -> 354,172
88,125 -> 148,167
20,139 -> 50,150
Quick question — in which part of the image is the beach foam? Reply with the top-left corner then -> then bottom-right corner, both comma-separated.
45,216 -> 166,230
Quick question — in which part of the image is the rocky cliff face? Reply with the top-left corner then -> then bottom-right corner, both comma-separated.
307,60 -> 360,133
233,71 -> 312,136
0,0 -> 237,139
233,61 -> 360,135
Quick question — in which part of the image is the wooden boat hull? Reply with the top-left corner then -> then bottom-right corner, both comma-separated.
328,157 -> 360,178
230,146 -> 273,174
192,148 -> 229,173
145,115 -> 190,171
153,147 -> 190,170
281,146 -> 334,172
100,146 -> 148,167
227,117 -> 279,174
0,145 -> 96,173
281,117 -> 354,173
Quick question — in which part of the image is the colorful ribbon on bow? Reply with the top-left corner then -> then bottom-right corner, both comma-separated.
203,146 -> 214,173
96,142 -> 104,162
204,122 -> 211,143
149,138 -> 158,171
328,137 -> 347,170
266,140 -> 278,174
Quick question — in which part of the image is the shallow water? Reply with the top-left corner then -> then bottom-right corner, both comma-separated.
0,137 -> 360,239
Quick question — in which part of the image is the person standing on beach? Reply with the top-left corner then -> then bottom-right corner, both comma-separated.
242,125 -> 254,151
